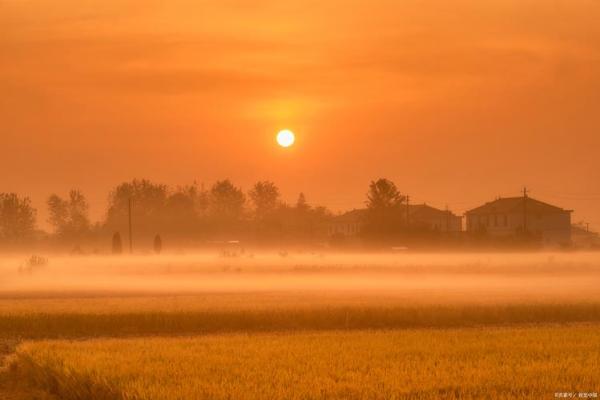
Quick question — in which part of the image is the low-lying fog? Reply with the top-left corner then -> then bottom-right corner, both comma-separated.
1,252 -> 600,305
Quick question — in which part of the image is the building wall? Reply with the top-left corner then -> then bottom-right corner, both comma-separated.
417,215 -> 462,232
466,213 -> 514,235
327,215 -> 462,236
528,211 -> 571,244
328,222 -> 362,237
466,211 -> 571,244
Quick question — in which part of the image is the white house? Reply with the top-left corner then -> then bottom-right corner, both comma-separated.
465,195 -> 572,245
408,204 -> 462,233
327,205 -> 462,237
327,209 -> 365,237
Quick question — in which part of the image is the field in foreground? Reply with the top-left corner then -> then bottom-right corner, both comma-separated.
9,324 -> 600,400
2,252 -> 600,399
2,300 -> 600,339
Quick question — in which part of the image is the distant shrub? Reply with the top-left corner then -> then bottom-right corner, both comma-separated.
18,255 -> 48,274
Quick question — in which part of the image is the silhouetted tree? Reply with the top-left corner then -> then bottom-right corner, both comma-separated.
364,178 -> 406,240
105,179 -> 168,240
47,195 -> 67,232
0,193 -> 36,242
194,184 -> 210,216
271,193 -> 332,242
366,179 -> 405,210
96,178 -> 336,246
164,185 -> 202,236
249,181 -> 280,220
296,192 -> 310,213
208,180 -> 246,221
47,190 -> 90,239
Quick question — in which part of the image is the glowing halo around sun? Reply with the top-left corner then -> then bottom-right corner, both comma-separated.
276,129 -> 295,148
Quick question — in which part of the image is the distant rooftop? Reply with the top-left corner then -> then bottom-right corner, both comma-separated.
331,204 -> 459,222
466,196 -> 572,215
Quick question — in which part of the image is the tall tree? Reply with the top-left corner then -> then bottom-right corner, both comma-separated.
364,178 -> 406,240
47,195 -> 68,233
249,181 -> 280,219
164,185 -> 202,236
68,190 -> 90,233
208,180 -> 246,220
365,179 -> 405,210
166,187 -> 197,218
47,190 -> 90,237
296,192 -> 310,213
276,193 -> 331,242
0,193 -> 36,242
105,179 -> 168,235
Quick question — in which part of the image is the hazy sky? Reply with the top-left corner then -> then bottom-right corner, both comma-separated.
1,0 -> 599,228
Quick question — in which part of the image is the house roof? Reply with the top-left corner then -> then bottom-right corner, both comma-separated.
331,209 -> 367,223
466,197 -> 572,215
331,204 -> 459,223
408,204 -> 459,219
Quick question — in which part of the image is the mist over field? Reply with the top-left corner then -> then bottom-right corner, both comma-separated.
2,251 -> 600,399
2,251 -> 600,302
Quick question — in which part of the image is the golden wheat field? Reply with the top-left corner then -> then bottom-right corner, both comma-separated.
10,325 -> 600,400
1,252 -> 600,399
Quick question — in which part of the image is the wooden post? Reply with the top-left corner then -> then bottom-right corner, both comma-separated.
522,187 -> 528,233
128,198 -> 133,254
406,195 -> 410,227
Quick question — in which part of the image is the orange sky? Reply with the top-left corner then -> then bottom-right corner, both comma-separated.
1,0 -> 599,228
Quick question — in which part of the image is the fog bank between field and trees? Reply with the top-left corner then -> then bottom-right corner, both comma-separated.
2,252 -> 599,304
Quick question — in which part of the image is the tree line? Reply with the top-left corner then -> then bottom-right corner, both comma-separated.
0,177 -> 451,250
0,179 -> 334,249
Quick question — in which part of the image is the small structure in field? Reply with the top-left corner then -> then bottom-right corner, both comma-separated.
153,234 -> 163,254
112,232 -> 123,254
571,223 -> 599,248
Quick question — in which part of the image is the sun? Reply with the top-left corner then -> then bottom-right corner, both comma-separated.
276,129 -> 295,148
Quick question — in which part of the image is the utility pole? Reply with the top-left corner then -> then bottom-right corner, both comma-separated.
128,197 -> 133,254
445,204 -> 450,232
406,195 -> 410,227
586,222 -> 590,233
522,187 -> 528,233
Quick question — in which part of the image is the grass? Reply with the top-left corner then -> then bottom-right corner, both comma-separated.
0,339 -> 57,400
2,302 -> 600,339
10,324 -> 600,400
2,253 -> 600,398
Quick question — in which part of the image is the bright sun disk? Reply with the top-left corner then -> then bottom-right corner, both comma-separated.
276,130 -> 295,148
